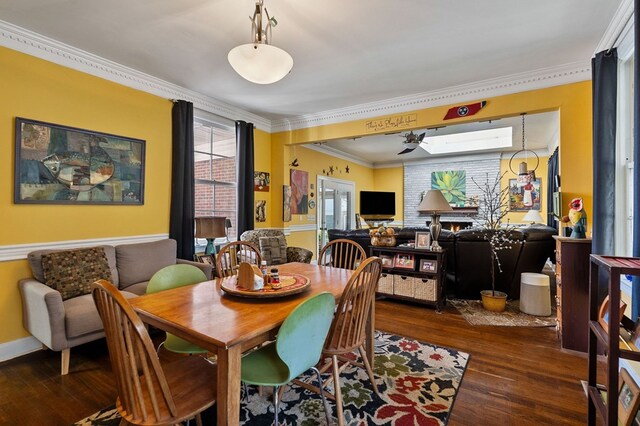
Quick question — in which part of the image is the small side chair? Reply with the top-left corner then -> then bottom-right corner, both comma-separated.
241,292 -> 336,426
92,280 -> 217,425
216,241 -> 262,277
318,238 -> 367,270
146,264 -> 208,355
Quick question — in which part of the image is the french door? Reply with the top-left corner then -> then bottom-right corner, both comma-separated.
317,176 -> 355,254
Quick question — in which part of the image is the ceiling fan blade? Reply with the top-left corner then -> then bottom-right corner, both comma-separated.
397,147 -> 415,155
417,132 -> 426,141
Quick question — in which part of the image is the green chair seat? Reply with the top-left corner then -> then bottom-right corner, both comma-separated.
146,264 -> 209,355
240,343 -> 289,385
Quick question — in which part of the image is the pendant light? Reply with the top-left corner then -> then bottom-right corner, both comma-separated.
509,113 -> 539,183
228,0 -> 293,84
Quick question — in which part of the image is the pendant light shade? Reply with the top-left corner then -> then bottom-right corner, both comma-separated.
228,0 -> 293,85
228,43 -> 293,85
509,113 -> 539,183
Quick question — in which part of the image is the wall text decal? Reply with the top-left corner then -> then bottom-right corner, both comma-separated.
365,114 -> 417,132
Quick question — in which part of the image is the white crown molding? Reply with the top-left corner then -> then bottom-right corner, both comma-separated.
0,336 -> 42,362
0,234 -> 168,262
302,144 -> 374,168
271,61 -> 592,133
0,20 -> 272,132
594,0 -> 634,54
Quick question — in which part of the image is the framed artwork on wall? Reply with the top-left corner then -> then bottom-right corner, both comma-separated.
290,169 -> 309,214
431,170 -> 466,207
255,200 -> 266,222
254,171 -> 270,192
283,185 -> 292,222
508,178 -> 542,211
14,117 -> 145,204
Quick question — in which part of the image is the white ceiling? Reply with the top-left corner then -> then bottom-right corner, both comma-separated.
0,0 -> 621,123
310,110 -> 559,166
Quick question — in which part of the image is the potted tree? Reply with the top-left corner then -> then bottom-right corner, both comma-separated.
472,171 -> 519,312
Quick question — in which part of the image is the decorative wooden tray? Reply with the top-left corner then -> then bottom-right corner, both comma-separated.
220,273 -> 311,298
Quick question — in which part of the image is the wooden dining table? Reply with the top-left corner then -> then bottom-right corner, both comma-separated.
129,262 -> 374,425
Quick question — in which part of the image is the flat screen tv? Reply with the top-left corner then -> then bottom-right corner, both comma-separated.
359,191 -> 395,219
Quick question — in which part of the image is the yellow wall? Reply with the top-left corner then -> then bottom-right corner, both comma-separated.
500,156 -> 550,224
373,167 -> 404,222
0,46 -> 172,343
273,82 -> 592,230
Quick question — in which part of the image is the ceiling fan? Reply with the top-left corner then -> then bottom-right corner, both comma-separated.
397,131 -> 426,155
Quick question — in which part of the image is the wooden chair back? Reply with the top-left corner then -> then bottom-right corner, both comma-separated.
324,257 -> 382,355
216,241 -> 263,278
91,279 -> 177,424
318,239 -> 367,270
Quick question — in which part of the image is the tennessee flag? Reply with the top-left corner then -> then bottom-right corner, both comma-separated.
443,101 -> 487,120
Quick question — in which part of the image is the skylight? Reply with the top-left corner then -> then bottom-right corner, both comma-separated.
419,127 -> 512,155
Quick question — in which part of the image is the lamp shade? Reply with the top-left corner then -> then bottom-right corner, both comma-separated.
522,209 -> 544,224
417,190 -> 454,213
195,217 -> 227,238
228,43 -> 293,84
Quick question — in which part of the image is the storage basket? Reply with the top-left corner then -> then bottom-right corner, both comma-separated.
393,275 -> 414,297
377,273 -> 394,295
414,278 -> 437,301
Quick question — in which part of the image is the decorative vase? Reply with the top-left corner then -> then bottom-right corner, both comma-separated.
480,290 -> 508,312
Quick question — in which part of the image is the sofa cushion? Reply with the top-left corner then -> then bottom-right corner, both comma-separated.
116,239 -> 177,288
28,245 -> 118,286
64,291 -> 138,338
42,248 -> 114,301
259,236 -> 288,265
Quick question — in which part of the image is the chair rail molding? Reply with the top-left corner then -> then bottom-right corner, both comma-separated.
0,234 -> 169,262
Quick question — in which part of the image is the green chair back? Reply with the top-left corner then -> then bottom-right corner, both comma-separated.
276,292 -> 335,382
147,264 -> 207,294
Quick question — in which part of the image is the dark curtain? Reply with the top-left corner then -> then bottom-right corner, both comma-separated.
633,5 -> 640,319
592,50 -> 617,257
592,49 -> 618,302
236,120 -> 255,238
169,100 -> 195,260
546,147 -> 559,228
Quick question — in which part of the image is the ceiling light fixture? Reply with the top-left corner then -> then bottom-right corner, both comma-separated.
228,0 -> 293,85
509,113 -> 539,183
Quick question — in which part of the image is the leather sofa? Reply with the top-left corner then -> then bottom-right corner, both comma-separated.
328,225 -> 556,300
19,239 -> 213,375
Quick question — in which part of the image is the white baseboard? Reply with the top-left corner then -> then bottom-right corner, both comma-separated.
0,336 -> 42,362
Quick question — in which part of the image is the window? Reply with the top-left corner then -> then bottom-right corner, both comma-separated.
194,119 -> 237,241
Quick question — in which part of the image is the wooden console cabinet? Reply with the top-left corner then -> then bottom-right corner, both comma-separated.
370,246 -> 446,311
553,236 -> 592,352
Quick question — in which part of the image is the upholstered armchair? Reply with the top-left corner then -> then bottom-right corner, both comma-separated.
240,229 -> 313,265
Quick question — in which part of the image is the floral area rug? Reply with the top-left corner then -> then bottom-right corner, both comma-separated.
449,299 -> 557,327
74,331 -> 469,426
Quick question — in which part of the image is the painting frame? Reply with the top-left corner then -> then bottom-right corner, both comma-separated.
254,171 -> 270,192
431,170 -> 466,207
393,253 -> 415,270
619,368 -> 640,426
415,231 -> 431,249
419,258 -> 438,273
290,169 -> 309,215
195,253 -> 215,266
508,178 -> 542,211
598,295 -> 627,332
14,117 -> 145,205
283,185 -> 292,222
380,255 -> 394,268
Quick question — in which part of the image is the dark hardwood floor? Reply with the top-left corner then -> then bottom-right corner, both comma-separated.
0,299 -> 597,425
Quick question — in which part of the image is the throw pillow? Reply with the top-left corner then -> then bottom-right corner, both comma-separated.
259,236 -> 287,265
42,247 -> 113,300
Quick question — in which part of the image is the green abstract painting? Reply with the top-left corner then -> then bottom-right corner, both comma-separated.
431,170 -> 466,207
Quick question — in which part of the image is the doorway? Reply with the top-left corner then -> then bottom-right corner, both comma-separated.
317,176 -> 355,254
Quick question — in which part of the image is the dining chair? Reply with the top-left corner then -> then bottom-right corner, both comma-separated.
318,238 -> 367,270
241,292 -> 336,426
296,256 -> 382,426
216,241 -> 263,278
146,264 -> 209,355
91,279 -> 217,426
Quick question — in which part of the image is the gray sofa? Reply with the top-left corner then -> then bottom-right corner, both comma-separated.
19,238 -> 213,375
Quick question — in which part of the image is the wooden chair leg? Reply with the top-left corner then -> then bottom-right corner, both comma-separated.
331,355 -> 345,426
358,345 -> 379,395
195,413 -> 203,426
61,348 -> 70,375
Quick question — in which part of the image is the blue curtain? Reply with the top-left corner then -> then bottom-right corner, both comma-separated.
169,100 -> 195,260
236,120 -> 255,238
634,6 -> 640,319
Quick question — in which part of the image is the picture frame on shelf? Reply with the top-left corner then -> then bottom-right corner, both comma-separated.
419,258 -> 438,273
380,255 -> 394,268
598,295 -> 627,332
195,253 -> 215,266
393,253 -> 415,270
415,231 -> 431,249
619,368 -> 640,426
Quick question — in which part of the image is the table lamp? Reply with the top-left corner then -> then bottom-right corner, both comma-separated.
417,190 -> 453,251
195,217 -> 227,255
522,209 -> 544,224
